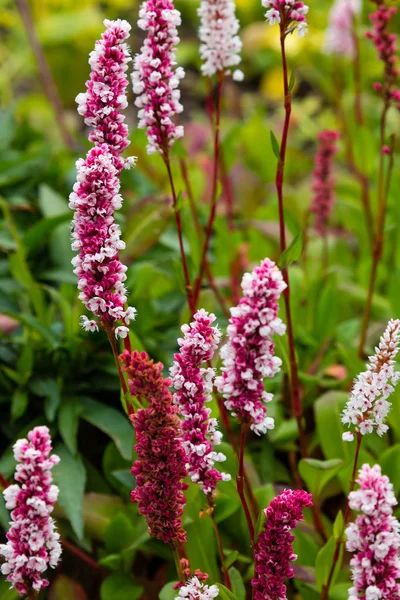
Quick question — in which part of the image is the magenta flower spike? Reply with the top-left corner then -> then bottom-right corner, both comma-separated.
120,350 -> 188,544
216,258 -> 286,435
262,0 -> 309,36
346,464 -> 400,600
170,309 -> 230,496
310,130 -> 340,236
76,19 -> 136,172
325,0 -> 362,57
70,19 -> 137,338
131,0 -> 185,155
198,0 -> 243,81
342,319 -> 400,441
0,427 -> 62,597
366,0 -> 400,110
252,489 -> 313,600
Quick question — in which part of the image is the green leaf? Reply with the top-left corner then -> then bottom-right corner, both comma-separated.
100,574 -> 143,600
23,213 -> 71,253
333,510 -> 344,541
83,493 -> 125,542
223,550 -> 239,569
288,70 -> 296,92
104,513 -> 135,555
11,389 -> 28,421
159,582 -> 179,600
53,444 -> 86,540
0,578 -> 19,599
58,398 -> 83,455
298,458 -> 343,497
30,377 -> 61,422
279,232 -> 304,268
216,583 -> 239,600
5,311 -> 59,349
315,392 -> 349,461
0,494 -> 10,531
38,184 -> 74,270
270,130 -> 280,160
315,537 -> 343,591
380,444 -> 400,494
80,397 -> 133,461
186,515 -> 218,583
98,554 -> 122,571
228,567 -> 246,600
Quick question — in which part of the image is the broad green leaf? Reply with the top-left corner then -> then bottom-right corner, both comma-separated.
11,388 -> 28,422
333,510 -> 344,542
315,537 -> 343,591
159,582 -> 179,600
380,444 -> 400,494
0,494 -> 10,530
58,398 -> 83,455
5,311 -> 59,349
23,213 -> 71,253
315,392 -> 349,461
104,513 -> 135,555
298,458 -> 343,497
80,397 -> 133,461
279,232 -> 304,268
83,493 -> 125,542
216,583 -> 239,600
100,574 -> 142,600
228,567 -> 246,600
38,184 -> 74,270
223,551 -> 239,569
53,444 -> 86,540
30,377 -> 61,422
0,578 -> 19,599
186,515 -> 218,583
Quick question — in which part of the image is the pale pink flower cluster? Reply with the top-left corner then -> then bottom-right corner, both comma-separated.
342,319 -> 400,441
198,0 -> 243,81
170,309 -> 230,495
325,0 -> 362,57
216,258 -> 286,435
262,0 -> 309,37
70,145 -> 137,338
346,464 -> 400,600
71,19 -> 136,337
75,19 -> 136,172
0,427 -> 61,596
132,0 -> 185,155
176,576 -> 219,600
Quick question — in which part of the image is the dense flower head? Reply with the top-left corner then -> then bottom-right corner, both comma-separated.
216,258 -> 286,435
252,489 -> 313,600
262,0 -> 309,37
69,144 -> 137,337
176,576 -> 219,600
325,0 -> 361,57
170,309 -> 230,495
132,0 -> 185,155
120,350 -> 188,544
198,0 -> 243,81
366,0 -> 400,110
346,464 -> 400,599
76,19 -> 135,173
342,319 -> 400,441
0,427 -> 61,596
310,130 -> 340,236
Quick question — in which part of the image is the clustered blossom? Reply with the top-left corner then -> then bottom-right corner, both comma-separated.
342,319 -> 400,441
0,427 -> 61,596
325,0 -> 361,57
69,145 -> 137,338
310,130 -> 340,236
176,576 -> 219,600
75,19 -> 136,172
262,0 -> 309,37
71,20 -> 136,337
170,309 -> 230,495
198,0 -> 243,81
121,350 -> 188,544
216,258 -> 286,435
252,489 -> 313,600
346,464 -> 400,599
132,0 -> 185,155
366,0 -> 400,111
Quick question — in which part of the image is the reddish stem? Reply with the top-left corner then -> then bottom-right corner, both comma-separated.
193,74 -> 223,308
276,27 -> 307,458
164,156 -> 195,313
351,16 -> 363,126
236,424 -> 255,543
61,539 -> 103,572
321,433 -> 362,600
104,324 -> 133,417
15,0 -> 75,150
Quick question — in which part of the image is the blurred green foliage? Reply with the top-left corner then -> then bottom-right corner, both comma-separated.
1,0 -> 400,598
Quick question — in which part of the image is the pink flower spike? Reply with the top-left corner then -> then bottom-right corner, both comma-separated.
252,489 -> 313,600
262,0 -> 310,36
198,0 -> 243,80
342,319 -> 400,440
132,0 -> 185,155
346,464 -> 400,599
0,427 -> 62,597
310,129 -> 340,236
325,0 -> 362,57
76,19 -> 136,172
121,350 -> 188,544
216,258 -> 286,435
176,576 -> 219,600
170,309 -> 230,496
